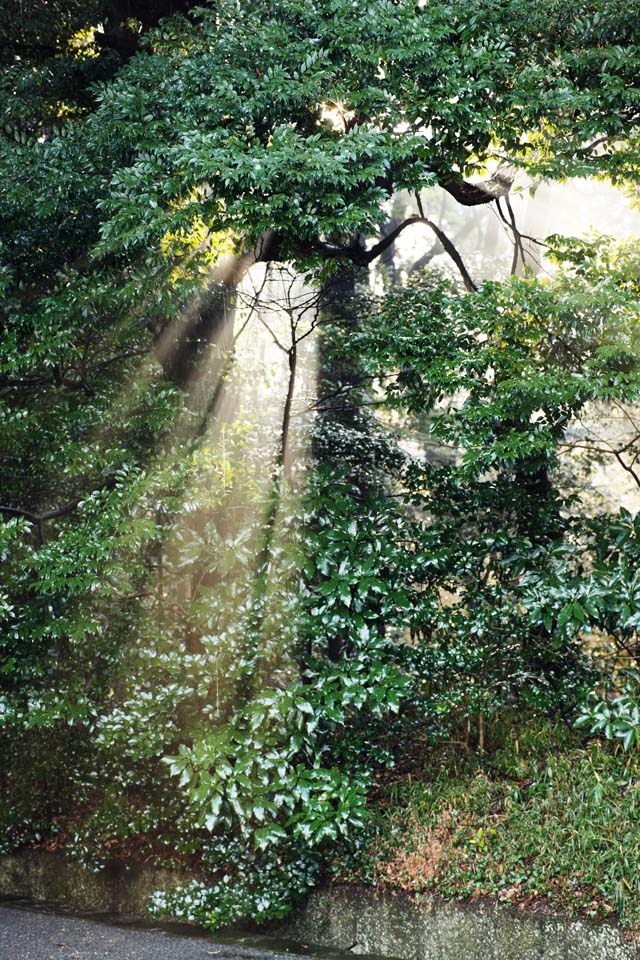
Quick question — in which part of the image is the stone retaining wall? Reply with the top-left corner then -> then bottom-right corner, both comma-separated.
0,849 -> 182,916
0,851 -> 637,960
277,886 -> 639,960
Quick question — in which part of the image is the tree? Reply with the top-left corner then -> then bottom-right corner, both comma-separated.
1,0 -> 640,929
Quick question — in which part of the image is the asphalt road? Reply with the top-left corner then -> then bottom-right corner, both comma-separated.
0,904 -> 305,960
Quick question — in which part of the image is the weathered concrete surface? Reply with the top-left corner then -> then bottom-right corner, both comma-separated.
0,849 -> 185,917
1,852 -> 639,960
0,904 -> 310,960
276,886 -> 639,960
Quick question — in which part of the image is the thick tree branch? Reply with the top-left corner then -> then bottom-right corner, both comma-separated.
441,173 -> 513,206
283,214 -> 477,289
0,477 -> 118,526
0,349 -> 147,393
0,500 -> 83,524
364,217 -> 478,291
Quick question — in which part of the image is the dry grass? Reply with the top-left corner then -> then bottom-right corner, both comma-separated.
370,806 -> 461,891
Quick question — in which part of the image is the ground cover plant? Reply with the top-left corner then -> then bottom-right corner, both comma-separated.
341,718 -> 640,929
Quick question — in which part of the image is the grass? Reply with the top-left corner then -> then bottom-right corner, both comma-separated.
337,718 -> 640,931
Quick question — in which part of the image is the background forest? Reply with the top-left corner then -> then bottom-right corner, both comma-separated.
2,0 -> 640,933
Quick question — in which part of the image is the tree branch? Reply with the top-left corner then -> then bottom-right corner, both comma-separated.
441,173 -> 513,207
0,477 -> 118,526
364,216 -> 477,291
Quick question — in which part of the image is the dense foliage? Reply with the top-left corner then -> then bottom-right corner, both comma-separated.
2,0 -> 640,931
346,717 -> 640,928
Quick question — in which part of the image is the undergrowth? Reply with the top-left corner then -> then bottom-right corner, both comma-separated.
336,718 -> 640,931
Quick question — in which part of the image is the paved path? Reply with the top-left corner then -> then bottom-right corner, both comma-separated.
0,904 -> 305,960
